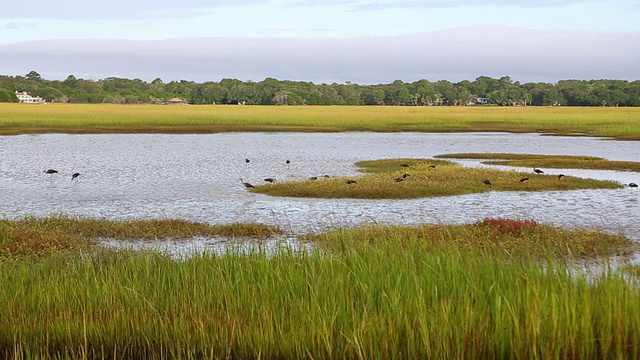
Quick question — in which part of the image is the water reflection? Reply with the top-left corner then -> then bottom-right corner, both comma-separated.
1,133 -> 638,248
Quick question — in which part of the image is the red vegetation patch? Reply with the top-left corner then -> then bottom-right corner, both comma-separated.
475,218 -> 540,236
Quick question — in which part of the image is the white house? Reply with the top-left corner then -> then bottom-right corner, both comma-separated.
15,91 -> 46,104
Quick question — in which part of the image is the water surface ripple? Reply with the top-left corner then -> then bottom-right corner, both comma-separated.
1,132 -> 638,241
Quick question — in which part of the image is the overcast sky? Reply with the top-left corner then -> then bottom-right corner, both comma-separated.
1,0 -> 638,84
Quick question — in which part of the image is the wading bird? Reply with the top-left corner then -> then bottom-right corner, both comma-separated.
245,158 -> 250,164
394,177 -> 404,182
630,183 -> 638,188
557,174 -> 565,180
533,168 -> 544,174
429,164 -> 437,169
264,178 -> 276,183
44,169 -> 58,175
72,172 -> 80,181
240,178 -> 255,188
346,179 -> 357,184
519,177 -> 529,183
483,179 -> 492,186
309,176 -> 318,181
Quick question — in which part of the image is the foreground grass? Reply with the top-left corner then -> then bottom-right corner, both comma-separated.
435,153 -> 640,172
252,158 -> 622,199
0,215 -> 282,260
2,104 -> 640,140
0,219 -> 638,359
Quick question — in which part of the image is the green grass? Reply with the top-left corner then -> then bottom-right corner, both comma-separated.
1,104 -> 640,139
302,219 -> 634,258
252,158 -> 622,199
0,220 -> 638,358
0,214 -> 282,260
435,153 -> 640,172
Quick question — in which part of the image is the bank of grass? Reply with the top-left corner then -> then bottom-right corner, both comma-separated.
0,215 -> 282,260
435,153 -> 640,172
303,218 -> 633,258
252,158 -> 622,199
1,103 -> 640,140
1,218 -> 639,358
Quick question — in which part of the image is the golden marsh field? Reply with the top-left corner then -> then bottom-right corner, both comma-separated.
1,103 -> 640,139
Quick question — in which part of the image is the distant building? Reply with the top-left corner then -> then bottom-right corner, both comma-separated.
164,97 -> 188,105
475,97 -> 489,105
15,91 -> 45,104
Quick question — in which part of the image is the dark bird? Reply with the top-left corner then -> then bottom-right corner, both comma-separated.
400,164 -> 409,168
394,177 -> 404,182
630,183 -> 639,188
245,158 -> 250,164
533,168 -> 544,174
429,164 -> 437,169
483,179 -> 492,186
44,169 -> 58,175
264,178 -> 276,183
346,179 -> 357,184
402,173 -> 411,178
519,177 -> 529,183
71,172 -> 80,181
285,160 -> 290,165
557,174 -> 565,180
324,175 -> 330,179
309,176 -> 318,181
240,178 -> 255,188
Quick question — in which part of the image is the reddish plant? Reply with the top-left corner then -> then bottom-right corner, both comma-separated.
475,218 -> 540,236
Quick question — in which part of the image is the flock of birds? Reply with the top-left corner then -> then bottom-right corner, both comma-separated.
238,160 -> 639,190
46,160 -> 639,190
482,167 -> 637,188
239,158 -> 354,189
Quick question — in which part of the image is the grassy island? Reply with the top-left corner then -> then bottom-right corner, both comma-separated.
251,158 -> 623,199
435,153 -> 640,172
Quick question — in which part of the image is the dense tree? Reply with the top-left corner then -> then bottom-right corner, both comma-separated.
0,88 -> 18,102
0,73 -> 637,106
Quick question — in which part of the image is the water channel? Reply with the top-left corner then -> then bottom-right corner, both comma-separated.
1,132 -> 638,255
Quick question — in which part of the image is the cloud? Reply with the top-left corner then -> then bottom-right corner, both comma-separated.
1,27 -> 638,84
0,0 -> 264,20
287,0 -> 604,11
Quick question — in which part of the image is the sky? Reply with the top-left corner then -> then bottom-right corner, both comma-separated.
0,0 -> 639,84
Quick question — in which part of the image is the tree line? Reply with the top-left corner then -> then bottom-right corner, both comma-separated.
1,71 -> 639,106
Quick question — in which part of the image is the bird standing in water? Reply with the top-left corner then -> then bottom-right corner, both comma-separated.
72,172 -> 80,181
240,178 -> 255,188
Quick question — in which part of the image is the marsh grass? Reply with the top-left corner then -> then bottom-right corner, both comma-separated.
302,219 -> 634,259
252,159 -> 622,199
1,225 -> 639,359
0,214 -> 282,260
436,153 -> 640,172
2,104 -> 640,140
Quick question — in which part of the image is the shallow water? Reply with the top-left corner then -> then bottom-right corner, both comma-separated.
1,132 -> 638,247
